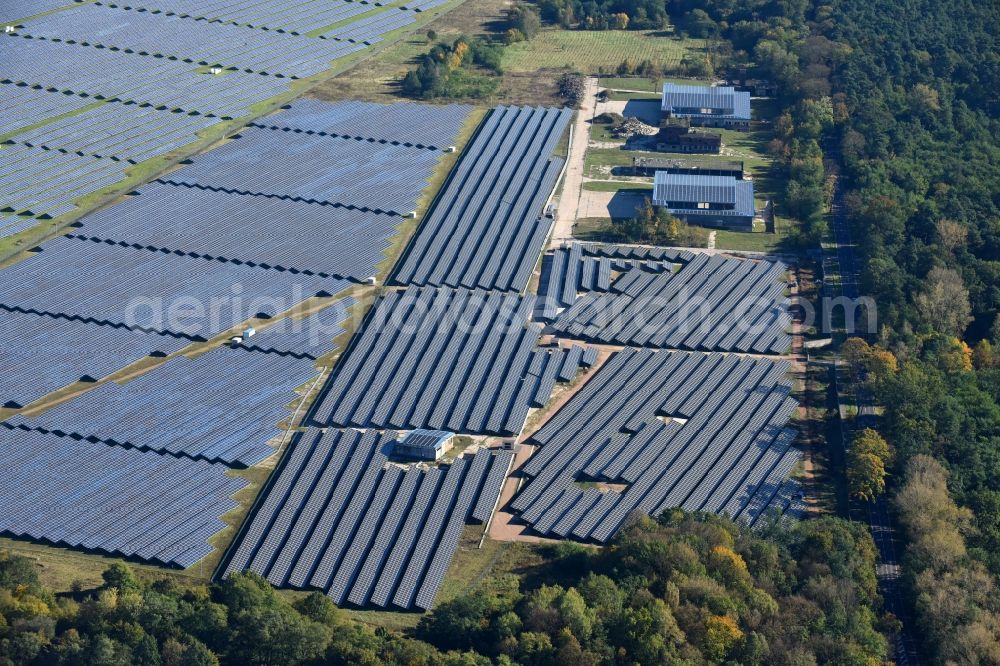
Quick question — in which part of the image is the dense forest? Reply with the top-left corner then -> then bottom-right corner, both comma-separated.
821,0 -> 1000,660
0,513 -> 889,665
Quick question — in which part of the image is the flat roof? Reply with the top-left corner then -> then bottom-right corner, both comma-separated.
661,83 -> 751,120
652,173 -> 755,217
398,429 -> 454,451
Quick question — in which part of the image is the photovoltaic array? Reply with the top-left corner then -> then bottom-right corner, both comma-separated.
223,428 -> 514,610
0,427 -> 246,568
249,98 -> 472,150
0,235 -> 349,336
91,0 -> 374,35
159,126 -> 444,214
0,306 -> 192,409
311,286 -> 594,435
0,98 -> 468,408
6,343 -> 332,467
0,0 -> 451,225
1,97 -> 472,566
510,349 -> 803,542
17,4 -> 358,78
67,185 -> 398,279
0,86 -> 92,135
392,105 -> 572,292
549,252 -> 792,353
539,242 -> 687,319
66,100 -> 469,279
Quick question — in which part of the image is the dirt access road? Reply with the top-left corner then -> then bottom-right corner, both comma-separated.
549,76 -> 598,248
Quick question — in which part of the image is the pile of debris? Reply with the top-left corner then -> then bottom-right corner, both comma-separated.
612,116 -> 659,138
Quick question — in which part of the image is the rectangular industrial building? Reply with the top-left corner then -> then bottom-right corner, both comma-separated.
652,172 -> 755,229
395,429 -> 455,461
661,83 -> 751,130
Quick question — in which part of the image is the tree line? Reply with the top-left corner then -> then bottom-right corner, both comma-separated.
811,0 -> 1000,657
0,510 -> 890,665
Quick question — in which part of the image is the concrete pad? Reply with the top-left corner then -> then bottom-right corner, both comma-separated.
578,189 -> 647,219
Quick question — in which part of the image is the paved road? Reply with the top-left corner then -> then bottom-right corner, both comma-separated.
823,144 -> 922,665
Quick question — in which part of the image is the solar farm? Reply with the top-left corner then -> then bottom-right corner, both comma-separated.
0,0 -> 456,232
2,0 -> 805,618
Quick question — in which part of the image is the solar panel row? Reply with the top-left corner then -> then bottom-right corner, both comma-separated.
400,0 -> 453,11
576,241 -> 695,262
0,85 -> 92,135
0,306 -> 192,409
311,286 -> 592,435
0,0 -> 71,22
1,143 -> 125,218
158,126 -> 447,215
226,298 -> 355,360
89,0 -> 374,38
82,0 -> 446,46
2,100 -> 219,218
13,101 -> 217,163
1,41 -> 291,119
0,427 -> 246,568
16,4 -> 357,78
318,6 -> 416,43
0,217 -> 44,239
511,349 -> 801,541
0,235 -> 350,337
253,98 -> 473,151
392,105 -> 572,292
67,185 -> 397,280
223,428 -> 513,610
538,242 -> 678,320
551,253 -> 792,354
5,334 -> 346,466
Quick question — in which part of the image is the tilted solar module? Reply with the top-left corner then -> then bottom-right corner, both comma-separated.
159,126 -> 446,214
391,105 -> 572,292
510,349 -> 800,542
9,341 -> 337,467
253,98 -> 472,150
311,287 -> 591,435
17,4 -> 355,78
221,429 -> 510,610
550,254 -> 791,353
0,235 -> 350,337
0,427 -> 245,567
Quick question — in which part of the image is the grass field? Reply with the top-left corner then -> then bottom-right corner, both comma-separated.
605,89 -> 662,101
502,29 -> 704,75
589,120 -> 621,142
0,537 -> 211,592
582,180 -> 652,192
599,76 -> 661,92
599,75 -> 712,92
584,147 -> 665,179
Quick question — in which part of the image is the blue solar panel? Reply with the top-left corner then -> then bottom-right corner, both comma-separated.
511,350 -> 800,543
391,105 -> 572,292
223,430 -> 512,610
0,427 -> 245,567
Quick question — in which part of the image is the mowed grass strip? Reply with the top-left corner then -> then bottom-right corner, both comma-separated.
502,30 -> 704,75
